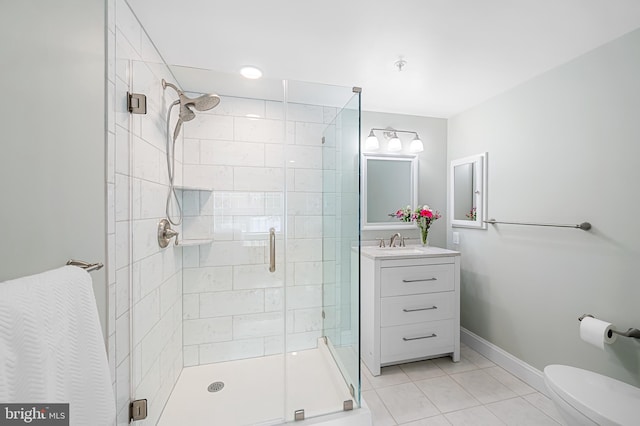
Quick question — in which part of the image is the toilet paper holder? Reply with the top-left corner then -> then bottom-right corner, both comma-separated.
578,314 -> 640,339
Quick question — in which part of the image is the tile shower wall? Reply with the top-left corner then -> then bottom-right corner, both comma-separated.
180,98 -> 338,366
108,0 -> 183,424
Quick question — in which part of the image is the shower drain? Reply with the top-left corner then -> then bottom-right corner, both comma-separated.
207,381 -> 225,393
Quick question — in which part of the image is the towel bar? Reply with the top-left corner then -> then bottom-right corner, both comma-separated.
66,259 -> 104,272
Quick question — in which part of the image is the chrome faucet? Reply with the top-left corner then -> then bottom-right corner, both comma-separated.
390,233 -> 402,247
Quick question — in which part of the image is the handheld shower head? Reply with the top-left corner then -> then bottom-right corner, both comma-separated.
162,79 -> 220,118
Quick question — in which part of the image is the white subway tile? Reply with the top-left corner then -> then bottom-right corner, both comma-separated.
138,180 -> 166,220
286,239 -> 322,262
199,241 -> 265,267
287,145 -> 323,169
114,174 -> 130,222
183,266 -> 232,293
183,317 -> 232,345
213,96 -> 265,117
115,126 -> 130,176
265,192 -> 284,215
294,262 -> 323,285
265,144 -> 284,167
182,216 -> 214,240
183,138 -> 200,165
183,294 -> 199,319
182,246 -> 200,268
234,167 -> 284,191
200,140 -> 265,167
183,345 -> 199,367
265,101 -> 284,120
212,192 -> 265,216
199,338 -> 264,364
264,335 -> 284,355
131,218 -> 159,263
233,264 -> 284,289
132,137 -> 162,182
234,117 -> 283,143
115,313 -> 129,366
160,274 -> 181,315
115,355 -> 130,421
294,169 -> 323,192
108,284 -> 116,338
233,312 -> 284,339
286,331 -> 321,352
293,308 -> 323,332
286,192 -> 322,215
183,164 -> 233,190
287,103 -> 324,123
233,216 -> 282,240
286,285 -> 322,309
322,146 -> 337,170
183,114 -> 234,140
115,221 -> 129,270
212,215 -> 234,241
115,267 -> 129,318
265,288 -> 284,312
115,0 -> 141,55
293,216 -> 322,239
199,290 -> 265,318
295,122 -> 325,146
132,289 -> 160,346
323,107 -> 338,124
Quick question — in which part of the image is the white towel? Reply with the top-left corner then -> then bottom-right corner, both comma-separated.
0,266 -> 115,425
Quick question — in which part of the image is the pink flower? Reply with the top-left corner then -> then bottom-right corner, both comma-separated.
396,209 -> 403,218
421,209 -> 433,218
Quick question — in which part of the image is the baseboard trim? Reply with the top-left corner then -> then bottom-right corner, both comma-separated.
460,327 -> 549,396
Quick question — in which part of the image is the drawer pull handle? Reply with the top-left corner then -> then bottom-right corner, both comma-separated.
402,278 -> 437,283
403,306 -> 437,312
403,334 -> 437,341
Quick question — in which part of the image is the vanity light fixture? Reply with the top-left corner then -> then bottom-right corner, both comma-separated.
240,66 -> 263,79
387,132 -> 402,152
409,134 -> 424,153
364,129 -> 379,150
365,128 -> 424,153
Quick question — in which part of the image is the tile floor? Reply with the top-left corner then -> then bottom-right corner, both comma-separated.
361,344 -> 565,426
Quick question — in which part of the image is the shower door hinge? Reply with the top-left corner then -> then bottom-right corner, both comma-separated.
127,92 -> 147,114
321,136 -> 326,144
130,399 -> 148,421
322,336 -> 327,345
294,409 -> 305,421
343,400 -> 354,411
352,86 -> 362,93
322,310 -> 325,319
349,383 -> 355,398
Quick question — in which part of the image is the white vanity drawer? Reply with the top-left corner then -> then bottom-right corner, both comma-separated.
381,263 -> 454,296
381,292 -> 454,327
380,319 -> 454,364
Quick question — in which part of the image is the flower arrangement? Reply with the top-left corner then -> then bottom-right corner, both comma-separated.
466,207 -> 477,221
394,205 -> 441,245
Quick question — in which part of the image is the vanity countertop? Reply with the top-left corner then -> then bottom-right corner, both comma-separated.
359,245 -> 460,260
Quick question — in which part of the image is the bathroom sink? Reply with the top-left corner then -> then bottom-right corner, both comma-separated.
372,247 -> 427,255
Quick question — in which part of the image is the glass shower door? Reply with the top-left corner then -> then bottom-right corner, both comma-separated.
320,92 -> 361,407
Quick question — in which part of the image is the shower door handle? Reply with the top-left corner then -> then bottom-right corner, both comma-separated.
269,227 -> 276,273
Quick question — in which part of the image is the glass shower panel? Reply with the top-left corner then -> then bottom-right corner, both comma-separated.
284,80 -> 361,422
129,61 -> 289,425
127,61 -> 361,425
321,93 -> 361,406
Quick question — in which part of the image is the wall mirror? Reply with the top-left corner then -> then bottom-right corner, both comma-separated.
450,152 -> 488,229
362,153 -> 418,230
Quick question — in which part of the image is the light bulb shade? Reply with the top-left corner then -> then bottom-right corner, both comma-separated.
388,133 -> 402,152
365,130 -> 379,151
409,135 -> 424,153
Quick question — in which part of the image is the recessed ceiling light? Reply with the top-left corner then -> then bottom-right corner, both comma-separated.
240,66 -> 262,79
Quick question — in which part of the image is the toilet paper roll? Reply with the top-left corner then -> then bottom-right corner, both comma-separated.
580,316 -> 617,349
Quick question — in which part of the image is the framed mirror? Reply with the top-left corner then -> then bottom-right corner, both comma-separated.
362,153 -> 418,230
450,152 -> 488,229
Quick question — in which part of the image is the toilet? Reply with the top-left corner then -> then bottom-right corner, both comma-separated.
543,364 -> 640,426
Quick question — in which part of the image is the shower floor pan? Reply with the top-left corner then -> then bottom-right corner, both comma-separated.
158,342 -> 368,425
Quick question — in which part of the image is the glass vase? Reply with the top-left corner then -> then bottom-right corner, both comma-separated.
419,226 -> 429,246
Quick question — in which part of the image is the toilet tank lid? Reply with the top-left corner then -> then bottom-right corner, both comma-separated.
544,365 -> 640,426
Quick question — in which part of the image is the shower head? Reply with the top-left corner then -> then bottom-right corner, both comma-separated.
162,79 -> 221,122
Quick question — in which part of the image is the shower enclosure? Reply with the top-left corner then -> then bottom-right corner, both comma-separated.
123,60 -> 362,425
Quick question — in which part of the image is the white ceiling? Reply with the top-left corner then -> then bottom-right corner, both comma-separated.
127,0 -> 640,118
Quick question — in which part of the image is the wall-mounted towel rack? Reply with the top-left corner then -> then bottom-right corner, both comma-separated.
578,314 -> 640,339
66,259 -> 104,272
484,218 -> 591,231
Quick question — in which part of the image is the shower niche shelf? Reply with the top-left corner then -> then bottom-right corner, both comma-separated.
175,184 -> 213,192
176,238 -> 214,247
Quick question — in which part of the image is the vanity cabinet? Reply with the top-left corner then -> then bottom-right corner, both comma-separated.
361,247 -> 460,376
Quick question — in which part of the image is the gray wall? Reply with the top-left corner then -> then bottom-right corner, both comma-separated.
0,1 -> 107,334
448,28 -> 640,386
362,111 -> 448,247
